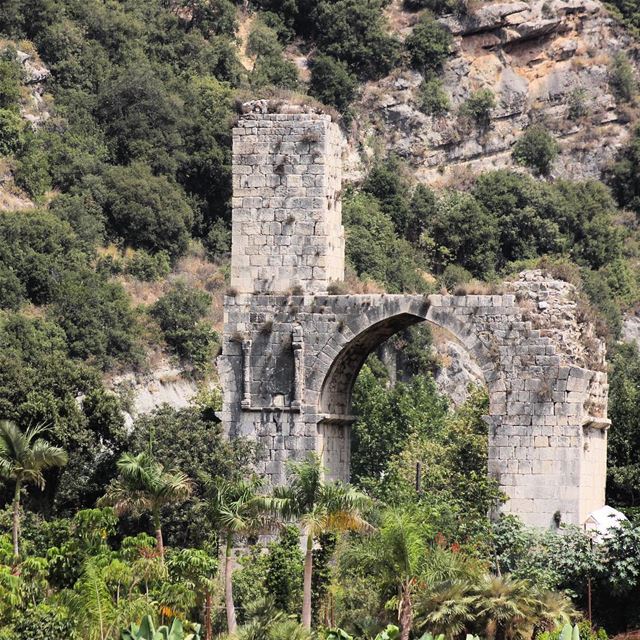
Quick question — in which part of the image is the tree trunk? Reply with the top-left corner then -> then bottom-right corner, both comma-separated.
399,581 -> 413,640
301,533 -> 314,630
12,479 -> 21,561
225,536 -> 237,634
204,589 -> 213,640
153,510 -> 164,561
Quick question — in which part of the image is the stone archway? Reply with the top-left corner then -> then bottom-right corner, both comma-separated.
218,101 -> 609,528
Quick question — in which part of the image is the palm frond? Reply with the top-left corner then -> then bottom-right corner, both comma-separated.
30,439 -> 68,471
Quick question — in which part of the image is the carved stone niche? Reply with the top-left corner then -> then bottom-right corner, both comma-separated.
244,324 -> 304,412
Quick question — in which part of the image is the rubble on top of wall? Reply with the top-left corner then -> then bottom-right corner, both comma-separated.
509,269 -> 607,372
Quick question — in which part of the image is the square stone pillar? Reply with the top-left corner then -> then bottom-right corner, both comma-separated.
231,108 -> 345,295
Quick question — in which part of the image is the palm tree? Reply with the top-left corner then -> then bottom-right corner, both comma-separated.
206,477 -> 265,635
353,509 -> 422,640
474,575 -> 540,640
0,420 -> 67,560
265,454 -> 370,630
99,451 -> 192,561
340,508 -> 459,640
415,580 -> 479,637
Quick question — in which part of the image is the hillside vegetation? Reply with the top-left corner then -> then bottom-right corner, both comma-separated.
1,0 -> 640,638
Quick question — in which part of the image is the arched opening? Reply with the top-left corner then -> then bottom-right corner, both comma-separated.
316,311 -> 490,483
319,313 -> 427,419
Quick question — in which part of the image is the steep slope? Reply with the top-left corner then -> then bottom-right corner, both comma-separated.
349,0 -> 637,185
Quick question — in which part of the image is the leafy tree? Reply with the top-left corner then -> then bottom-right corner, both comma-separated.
265,455 -> 370,629
512,125 -> 560,176
421,189 -> 499,276
0,421 -> 67,560
0,313 -> 126,515
166,547 -> 218,640
95,163 -> 194,260
265,525 -> 304,615
405,14 -> 452,73
351,365 -> 448,487
150,281 -> 217,375
48,268 -> 140,368
460,89 -> 495,127
127,405 -> 257,548
608,123 -> 640,214
363,155 -> 412,236
312,0 -> 401,79
99,451 -> 193,560
309,55 -> 357,112
0,209 -> 88,306
0,55 -> 22,109
206,478 -> 264,634
418,77 -> 450,116
343,192 -> 428,292
471,171 -> 562,265
0,108 -> 24,155
607,342 -> 640,509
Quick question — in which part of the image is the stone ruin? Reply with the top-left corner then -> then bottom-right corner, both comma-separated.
218,100 -> 609,528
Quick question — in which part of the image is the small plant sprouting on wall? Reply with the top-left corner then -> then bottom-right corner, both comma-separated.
328,281 -> 348,295
300,130 -> 321,144
260,319 -> 274,334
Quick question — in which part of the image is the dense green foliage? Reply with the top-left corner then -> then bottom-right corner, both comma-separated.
607,343 -> 640,511
150,283 -> 218,376
405,14 -> 452,74
0,0 -> 640,638
512,126 -> 560,176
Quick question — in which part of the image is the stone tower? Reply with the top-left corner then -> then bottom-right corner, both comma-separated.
218,101 -> 609,529
231,104 -> 344,294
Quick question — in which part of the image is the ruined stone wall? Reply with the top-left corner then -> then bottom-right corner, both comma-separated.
219,102 -> 609,529
231,103 -> 344,295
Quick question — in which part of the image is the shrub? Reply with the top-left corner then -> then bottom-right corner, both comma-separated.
309,54 -> 357,112
150,282 -> 217,374
14,140 -> 52,197
567,87 -> 588,120
125,249 -> 171,282
609,51 -> 637,102
49,192 -> 106,249
247,19 -> 283,58
404,0 -> 466,14
405,14 -> 452,73
512,125 -> 559,176
439,264 -> 472,291
0,265 -> 25,310
96,163 -> 193,260
312,0 -> 401,79
460,88 -> 495,127
204,218 -> 231,262
248,19 -> 299,90
0,56 -> 22,109
418,76 -> 450,116
0,107 -> 24,155
251,54 -> 299,90
49,268 -> 140,368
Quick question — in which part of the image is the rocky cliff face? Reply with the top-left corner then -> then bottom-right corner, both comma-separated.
348,0 -> 637,185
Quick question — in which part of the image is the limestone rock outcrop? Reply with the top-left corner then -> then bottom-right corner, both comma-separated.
350,0 -> 637,185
